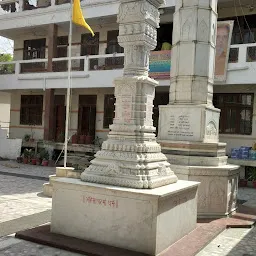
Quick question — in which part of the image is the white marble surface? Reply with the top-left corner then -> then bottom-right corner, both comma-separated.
51,178 -> 199,255
80,0 -> 178,189
173,164 -> 240,217
0,128 -> 7,139
0,138 -> 22,159
158,105 -> 220,143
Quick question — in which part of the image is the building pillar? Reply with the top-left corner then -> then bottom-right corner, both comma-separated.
44,89 -> 55,141
80,0 -> 178,189
47,24 -> 58,72
157,0 -> 240,217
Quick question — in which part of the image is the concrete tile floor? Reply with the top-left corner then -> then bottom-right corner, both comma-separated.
0,161 -> 256,256
196,227 -> 256,256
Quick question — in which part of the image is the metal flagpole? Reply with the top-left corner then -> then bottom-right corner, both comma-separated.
63,0 -> 73,168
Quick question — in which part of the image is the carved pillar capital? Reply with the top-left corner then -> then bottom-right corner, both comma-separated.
117,0 -> 164,76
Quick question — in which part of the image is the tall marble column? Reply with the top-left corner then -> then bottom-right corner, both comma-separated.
158,0 -> 240,217
81,0 -> 178,189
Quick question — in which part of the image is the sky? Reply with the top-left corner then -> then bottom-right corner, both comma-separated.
0,37 -> 14,55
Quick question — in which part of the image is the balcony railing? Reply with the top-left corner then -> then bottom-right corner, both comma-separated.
0,53 -> 125,76
0,0 -> 19,14
228,43 -> 256,64
0,0 -> 118,14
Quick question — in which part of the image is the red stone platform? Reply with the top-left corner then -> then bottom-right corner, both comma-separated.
15,206 -> 256,256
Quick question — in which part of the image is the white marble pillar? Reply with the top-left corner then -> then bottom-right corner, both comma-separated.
81,0 -> 178,189
157,0 -> 240,217
158,0 -> 220,144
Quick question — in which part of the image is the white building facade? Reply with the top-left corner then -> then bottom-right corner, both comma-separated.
0,0 -> 255,154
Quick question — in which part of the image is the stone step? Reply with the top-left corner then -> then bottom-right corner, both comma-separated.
49,175 -> 57,185
43,183 -> 53,197
66,170 -> 81,179
166,154 -> 228,166
56,167 -> 72,177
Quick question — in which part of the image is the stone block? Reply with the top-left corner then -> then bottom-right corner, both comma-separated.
178,43 -> 196,75
56,167 -> 74,177
194,43 -> 210,76
0,138 -> 22,159
158,105 -> 220,143
166,154 -> 228,166
43,183 -> 53,198
51,178 -> 199,255
159,141 -> 227,157
172,164 -> 239,217
66,170 -> 81,179
0,128 -> 7,139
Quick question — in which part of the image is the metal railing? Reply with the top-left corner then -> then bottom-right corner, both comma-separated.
0,53 -> 125,75
228,43 -> 256,64
0,0 -> 118,13
0,0 -> 19,14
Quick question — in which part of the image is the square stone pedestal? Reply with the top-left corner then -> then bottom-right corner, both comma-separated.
51,178 -> 199,255
172,165 -> 240,218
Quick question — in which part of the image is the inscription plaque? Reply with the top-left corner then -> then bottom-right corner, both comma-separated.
158,107 -> 203,141
168,114 -> 194,138
115,96 -> 133,123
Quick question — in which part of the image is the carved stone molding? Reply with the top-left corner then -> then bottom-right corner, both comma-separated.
81,0 -> 178,189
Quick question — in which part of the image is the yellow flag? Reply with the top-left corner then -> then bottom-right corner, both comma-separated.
72,0 -> 95,37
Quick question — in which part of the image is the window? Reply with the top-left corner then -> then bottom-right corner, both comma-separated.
20,95 -> 43,125
23,38 -> 46,60
103,95 -> 115,129
106,30 -> 123,54
219,15 -> 256,45
213,93 -> 253,135
22,39 -> 46,73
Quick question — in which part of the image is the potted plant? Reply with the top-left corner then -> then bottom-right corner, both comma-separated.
72,133 -> 78,144
249,168 -> 256,188
85,134 -> 93,144
31,151 -> 37,165
79,134 -> 86,144
17,155 -> 23,163
29,123 -> 35,142
23,148 -> 30,164
24,134 -> 31,142
36,153 -> 42,166
42,150 -> 49,166
239,178 -> 248,187
57,131 -> 65,143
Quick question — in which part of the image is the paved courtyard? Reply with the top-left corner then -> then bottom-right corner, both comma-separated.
0,161 -> 255,255
196,227 -> 256,256
0,161 -> 54,237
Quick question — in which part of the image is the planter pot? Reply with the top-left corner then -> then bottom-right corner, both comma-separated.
48,160 -> 55,167
17,157 -> 23,163
42,160 -> 49,167
31,159 -> 37,165
253,181 -> 256,189
72,135 -> 78,144
29,138 -> 35,143
239,179 -> 248,187
23,158 -> 29,164
79,135 -> 86,144
85,135 -> 93,145
36,160 -> 42,166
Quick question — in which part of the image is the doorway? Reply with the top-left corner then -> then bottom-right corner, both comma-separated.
54,95 -> 66,142
78,95 -> 97,140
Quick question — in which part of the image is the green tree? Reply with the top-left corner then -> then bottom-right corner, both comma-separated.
0,54 -> 14,74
